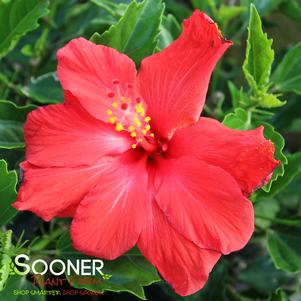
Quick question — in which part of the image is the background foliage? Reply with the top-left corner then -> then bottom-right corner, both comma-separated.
0,0 -> 301,300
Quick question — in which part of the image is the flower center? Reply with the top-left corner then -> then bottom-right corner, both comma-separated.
106,80 -> 158,153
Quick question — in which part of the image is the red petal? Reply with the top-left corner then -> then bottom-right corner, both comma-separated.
168,117 -> 280,195
70,154 -> 148,260
154,156 -> 254,255
137,10 -> 232,139
57,38 -> 137,121
25,104 -> 132,167
13,159 -> 114,221
137,200 -> 221,296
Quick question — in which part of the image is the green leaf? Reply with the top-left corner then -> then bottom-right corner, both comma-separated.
258,93 -> 286,109
91,0 -> 127,19
227,81 -> 250,109
0,230 -> 13,291
272,42 -> 301,95
158,14 -> 181,49
56,232 -> 160,300
261,152 -> 301,198
267,230 -> 301,272
268,289 -> 290,301
21,73 -> 64,104
243,4 -> 274,91
0,275 -> 46,301
223,108 -> 251,130
0,100 -> 36,149
216,5 -> 247,24
238,257 -> 293,296
164,0 -> 191,20
0,0 -> 49,58
255,122 -> 287,192
0,160 -> 18,226
90,0 -> 164,65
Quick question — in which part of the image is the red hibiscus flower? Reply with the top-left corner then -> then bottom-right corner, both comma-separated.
13,10 -> 279,296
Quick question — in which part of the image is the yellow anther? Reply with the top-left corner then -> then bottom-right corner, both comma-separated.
134,103 -> 145,116
145,124 -> 151,131
142,129 -> 147,135
134,117 -> 142,127
140,109 -> 145,117
109,116 -> 117,124
112,102 -> 118,109
144,116 -> 151,122
130,132 -> 137,138
106,109 -> 113,116
128,125 -> 135,132
134,105 -> 140,113
138,138 -> 142,142
131,144 -> 137,149
115,122 -> 124,132
150,133 -> 155,137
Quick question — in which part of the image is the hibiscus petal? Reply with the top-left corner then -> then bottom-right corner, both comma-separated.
168,117 -> 279,195
70,154 -> 148,260
137,10 -> 232,139
154,156 -> 254,255
137,200 -> 221,296
57,37 -> 137,121
13,159 -> 114,221
25,104 -> 132,167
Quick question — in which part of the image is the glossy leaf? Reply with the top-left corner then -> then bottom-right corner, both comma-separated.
0,0 -> 49,58
56,232 -> 160,300
0,100 -> 35,149
216,5 -> 246,24
164,0 -> 191,20
243,4 -> 274,91
158,14 -> 181,49
272,43 -> 301,95
223,108 -> 251,130
258,93 -> 286,109
227,81 -> 250,109
21,73 -> 64,104
0,160 -> 18,226
90,0 -> 164,65
267,230 -> 301,272
91,0 -> 127,18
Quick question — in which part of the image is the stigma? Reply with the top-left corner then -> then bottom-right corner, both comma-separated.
106,80 -> 157,152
